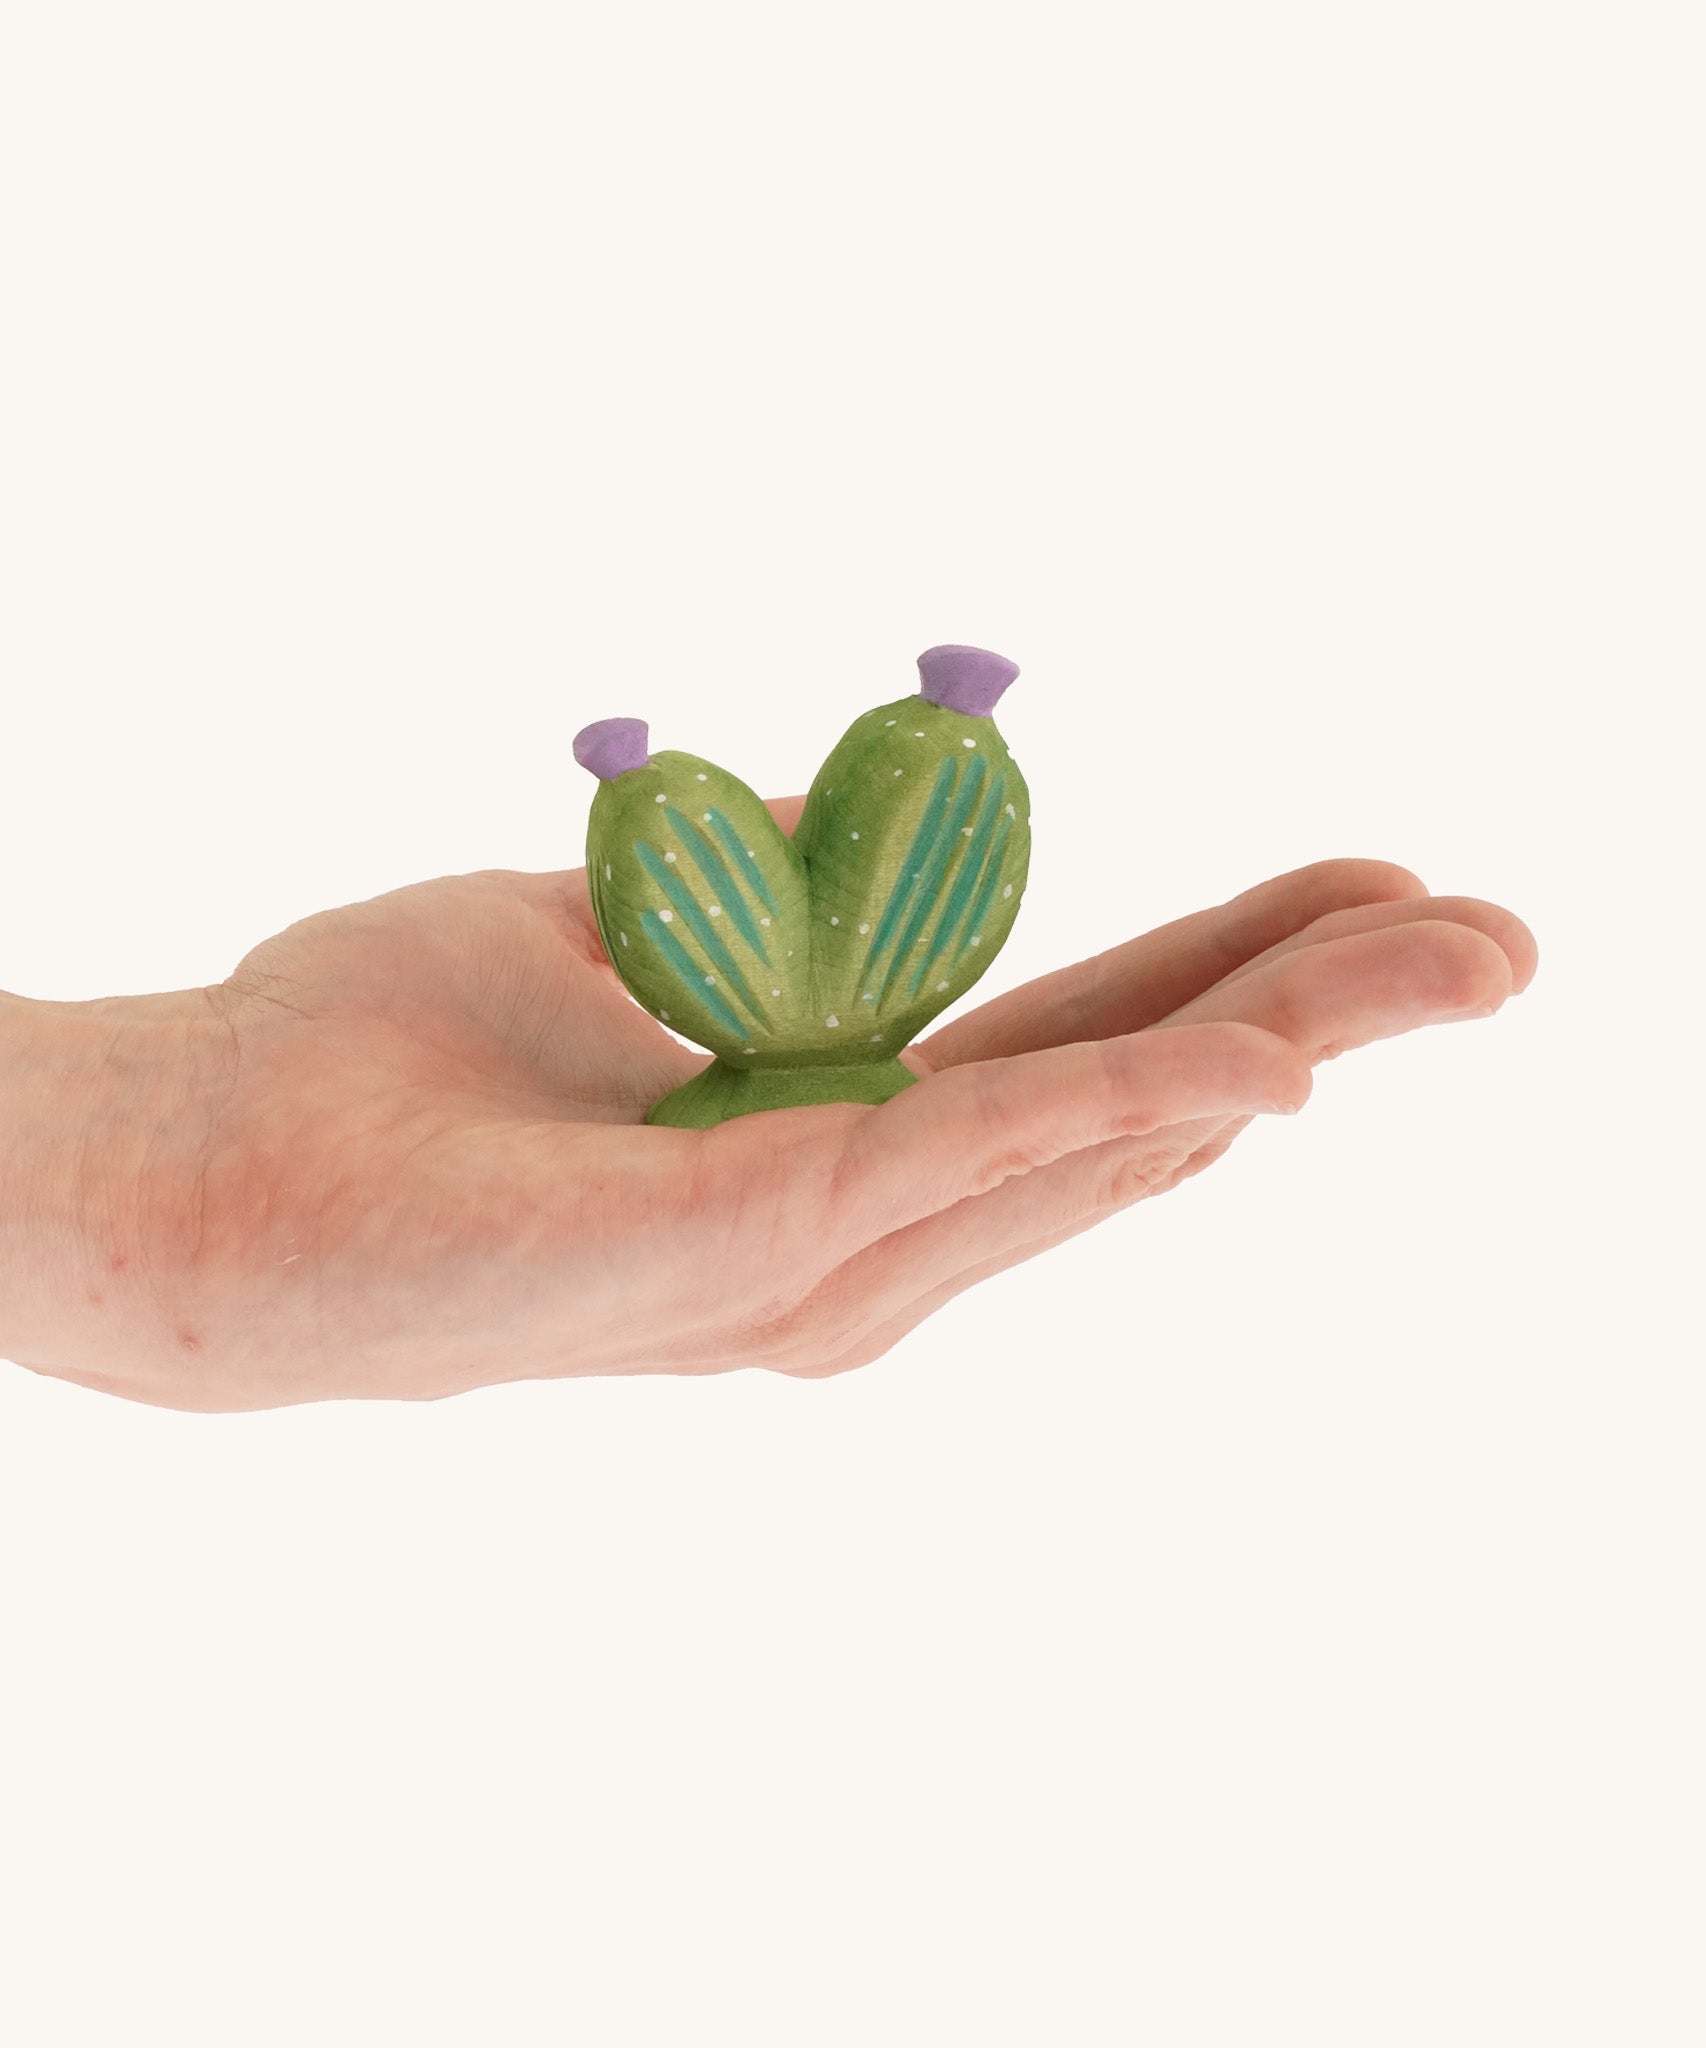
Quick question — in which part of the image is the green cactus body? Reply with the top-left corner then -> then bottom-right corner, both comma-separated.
576,649 -> 1030,1127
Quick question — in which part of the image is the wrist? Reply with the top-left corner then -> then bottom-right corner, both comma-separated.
0,987 -> 229,1397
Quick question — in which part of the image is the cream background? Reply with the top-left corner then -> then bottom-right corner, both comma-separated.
1,5 -> 1698,2042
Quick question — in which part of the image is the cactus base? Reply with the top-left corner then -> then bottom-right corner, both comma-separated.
646,1057 -> 918,1128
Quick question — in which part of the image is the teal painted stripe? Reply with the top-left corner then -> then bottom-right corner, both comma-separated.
956,815 -> 1013,961
878,753 -> 988,1001
669,812 -> 769,961
859,754 -> 957,982
706,809 -> 778,917
640,909 -> 749,1038
910,771 -> 1006,994
633,842 -> 765,1022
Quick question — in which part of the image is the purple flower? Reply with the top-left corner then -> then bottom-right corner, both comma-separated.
916,644 -> 1020,719
573,717 -> 651,780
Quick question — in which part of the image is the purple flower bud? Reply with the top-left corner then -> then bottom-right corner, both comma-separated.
573,717 -> 651,780
916,644 -> 1020,718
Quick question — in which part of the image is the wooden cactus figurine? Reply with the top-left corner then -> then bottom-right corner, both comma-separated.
574,644 -> 1031,1127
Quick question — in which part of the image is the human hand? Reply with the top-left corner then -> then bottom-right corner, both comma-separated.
0,800 -> 1534,1408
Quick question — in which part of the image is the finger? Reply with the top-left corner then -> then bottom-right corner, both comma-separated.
775,1116 -> 1254,1378
1214,895 -> 1539,996
914,858 -> 1427,1071
1161,920 -> 1515,1057
817,1020 -> 1310,1252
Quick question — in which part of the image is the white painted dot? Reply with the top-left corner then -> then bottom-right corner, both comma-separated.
664,850 -> 677,863
658,909 -> 674,923
708,905 -> 722,917
962,737 -> 976,748
655,793 -> 667,804
913,731 -> 924,738
787,949 -> 794,956
893,768 -> 903,777
1003,883 -> 1013,898
970,934 -> 982,946
937,980 -> 949,992
1005,804 -> 1016,819
830,915 -> 839,925
744,1047 -> 756,1055
825,1014 -> 840,1028
861,992 -> 874,1002
604,863 -> 611,880
771,987 -> 781,996
962,825 -> 973,836
660,1010 -> 670,1020
850,831 -> 860,841
704,974 -> 716,985
619,931 -> 628,946
858,921 -> 869,933
746,848 -> 754,857
869,1033 -> 883,1043
759,916 -> 772,927
696,772 -> 708,781
885,719 -> 896,726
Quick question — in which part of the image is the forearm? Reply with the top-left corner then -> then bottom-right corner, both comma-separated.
0,988 -> 221,1395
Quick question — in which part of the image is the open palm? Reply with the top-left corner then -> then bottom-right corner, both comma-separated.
147,797 -> 1533,1408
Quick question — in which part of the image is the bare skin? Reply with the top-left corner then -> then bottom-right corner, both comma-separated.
0,799 -> 1535,1410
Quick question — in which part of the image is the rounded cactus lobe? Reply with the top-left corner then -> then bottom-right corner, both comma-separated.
586,749 -> 810,1063
793,694 -> 1030,1050
916,643 -> 1019,718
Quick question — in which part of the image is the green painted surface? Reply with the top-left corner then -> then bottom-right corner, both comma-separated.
647,1057 -> 919,1129
585,693 -> 1031,1125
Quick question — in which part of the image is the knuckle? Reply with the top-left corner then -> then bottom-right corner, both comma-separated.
975,1142 -> 1053,1192
1096,1140 -> 1168,1210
